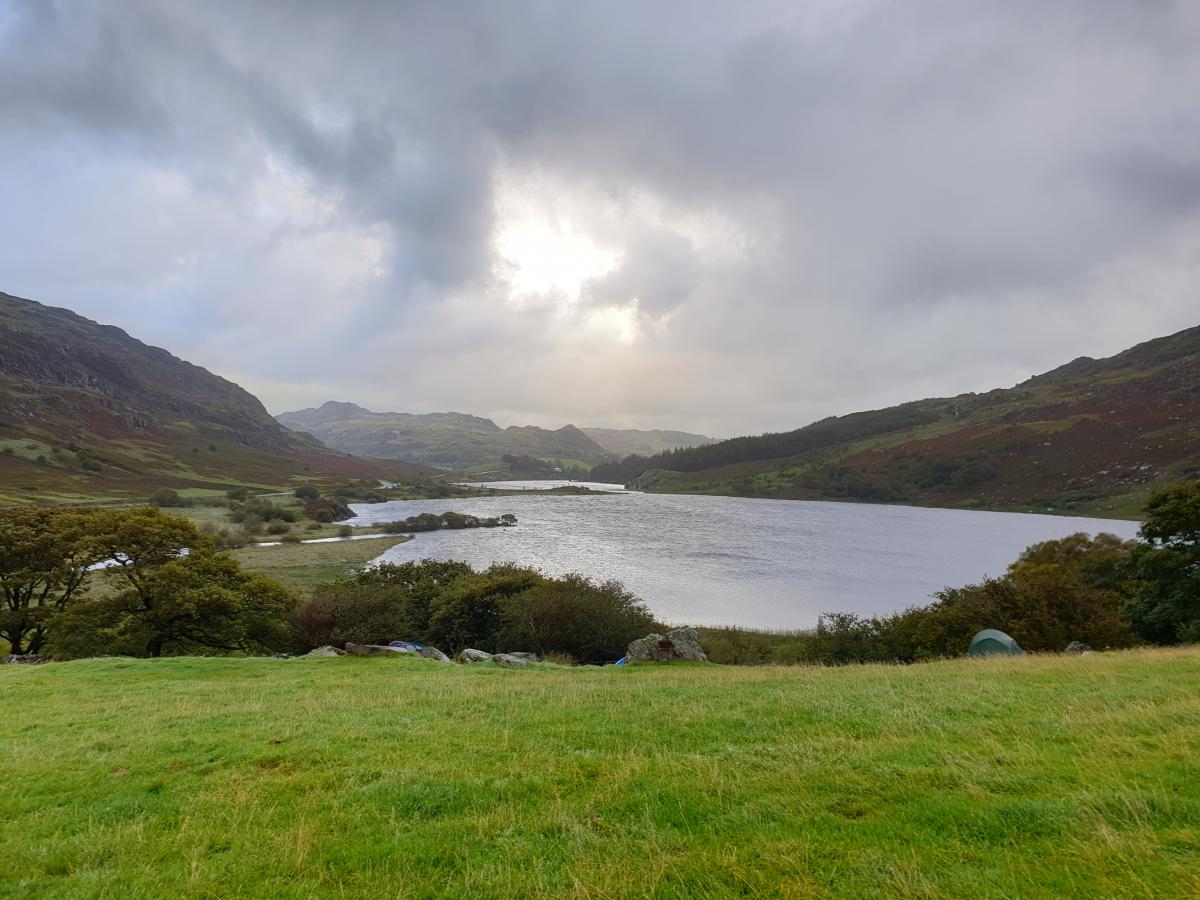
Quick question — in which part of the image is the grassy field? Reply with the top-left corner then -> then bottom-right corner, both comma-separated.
2,647 -> 1198,898
228,535 -> 411,594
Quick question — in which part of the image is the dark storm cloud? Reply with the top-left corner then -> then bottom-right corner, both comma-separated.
1,0 -> 1198,433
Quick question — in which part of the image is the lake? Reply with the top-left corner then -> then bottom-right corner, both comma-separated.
352,487 -> 1141,630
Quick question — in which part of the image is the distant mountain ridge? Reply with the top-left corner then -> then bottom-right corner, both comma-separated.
0,291 -> 428,503
277,402 -> 614,468
591,324 -> 1200,517
277,403 -> 714,469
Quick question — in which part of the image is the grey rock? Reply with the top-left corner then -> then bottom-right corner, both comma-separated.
504,651 -> 539,662
624,634 -> 662,663
1065,641 -> 1093,654
1,654 -> 50,665
456,648 -> 493,663
665,627 -> 707,661
418,646 -> 451,663
305,645 -> 346,658
492,653 -> 530,668
625,627 -> 707,663
344,642 -> 417,656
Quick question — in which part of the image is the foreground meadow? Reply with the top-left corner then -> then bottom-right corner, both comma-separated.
2,648 -> 1199,898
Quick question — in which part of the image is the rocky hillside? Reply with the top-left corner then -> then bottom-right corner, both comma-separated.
0,292 -> 429,503
592,324 -> 1200,518
278,402 -> 616,468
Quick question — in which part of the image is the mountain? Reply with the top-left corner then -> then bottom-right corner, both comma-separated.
277,402 -> 615,469
591,325 -> 1200,518
0,291 -> 430,503
580,427 -> 715,457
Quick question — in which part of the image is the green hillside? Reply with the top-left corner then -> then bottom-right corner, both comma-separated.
0,292 -> 433,504
3,648 -> 1198,897
581,426 -> 715,456
592,325 -> 1200,517
277,401 -> 616,468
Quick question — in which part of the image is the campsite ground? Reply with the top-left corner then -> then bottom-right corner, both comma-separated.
3,646 -> 1198,897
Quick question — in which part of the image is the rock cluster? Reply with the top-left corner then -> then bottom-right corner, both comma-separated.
0,654 -> 50,665
625,627 -> 707,663
340,642 -> 532,665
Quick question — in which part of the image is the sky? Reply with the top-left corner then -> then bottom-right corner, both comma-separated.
1,1 -> 1198,438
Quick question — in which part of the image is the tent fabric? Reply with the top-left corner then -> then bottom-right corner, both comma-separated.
967,629 -> 1023,657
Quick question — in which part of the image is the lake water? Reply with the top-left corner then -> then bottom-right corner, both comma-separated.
352,487 -> 1141,630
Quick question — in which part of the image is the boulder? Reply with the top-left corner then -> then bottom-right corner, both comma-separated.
504,651 -> 539,662
305,645 -> 346,658
492,653 -> 530,668
344,642 -> 417,656
418,646 -> 451,663
625,627 -> 707,663
456,648 -> 493,663
1065,641 -> 1093,654
624,634 -> 662,663
665,628 -> 707,661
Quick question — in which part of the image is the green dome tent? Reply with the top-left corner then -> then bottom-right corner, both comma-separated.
967,629 -> 1023,657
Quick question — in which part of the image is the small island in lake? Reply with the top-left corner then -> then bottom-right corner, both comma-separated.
377,511 -> 517,533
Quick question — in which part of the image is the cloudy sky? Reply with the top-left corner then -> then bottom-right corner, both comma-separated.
2,1 -> 1198,437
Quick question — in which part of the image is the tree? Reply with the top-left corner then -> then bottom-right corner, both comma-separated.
0,507 -> 102,654
55,549 -> 296,657
1127,482 -> 1200,644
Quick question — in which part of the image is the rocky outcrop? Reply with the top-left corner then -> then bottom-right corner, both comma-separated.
1065,641 -> 1093,654
344,642 -> 417,656
305,646 -> 346,657
343,641 -> 450,660
491,653 -> 530,668
456,648 -> 493,663
625,628 -> 707,663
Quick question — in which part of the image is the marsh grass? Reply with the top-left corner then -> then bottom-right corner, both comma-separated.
227,535 -> 411,594
2,648 -> 1199,897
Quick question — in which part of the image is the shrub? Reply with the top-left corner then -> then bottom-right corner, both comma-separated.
294,486 -> 320,501
147,488 -> 187,508
266,523 -> 290,535
293,560 -> 652,662
295,559 -> 472,648
337,525 -> 354,537
495,574 -> 657,663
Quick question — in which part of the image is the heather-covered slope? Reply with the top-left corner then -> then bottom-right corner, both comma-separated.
0,292 -> 430,503
592,325 -> 1200,517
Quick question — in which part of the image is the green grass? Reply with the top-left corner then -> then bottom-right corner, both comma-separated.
227,535 -> 411,594
2,647 -> 1198,897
